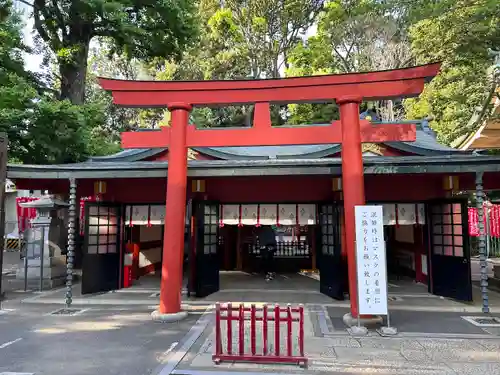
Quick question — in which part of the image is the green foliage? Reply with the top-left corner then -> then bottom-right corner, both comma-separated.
0,0 -> 116,164
30,0 -> 198,103
404,0 -> 500,144
285,0 -> 396,123
141,0 -> 325,127
13,0 -> 498,157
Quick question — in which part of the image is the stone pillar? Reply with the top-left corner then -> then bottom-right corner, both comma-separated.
338,97 -> 365,319
16,196 -> 69,289
66,178 -> 77,307
153,102 -> 191,322
476,172 -> 489,313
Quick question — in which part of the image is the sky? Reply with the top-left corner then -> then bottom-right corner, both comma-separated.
15,1 -> 44,73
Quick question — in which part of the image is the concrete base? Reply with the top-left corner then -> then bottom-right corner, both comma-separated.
343,312 -> 383,328
15,258 -> 67,289
151,310 -> 188,322
347,325 -> 368,336
377,326 -> 398,336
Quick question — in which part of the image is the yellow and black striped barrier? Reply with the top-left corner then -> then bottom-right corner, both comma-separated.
4,238 -> 24,250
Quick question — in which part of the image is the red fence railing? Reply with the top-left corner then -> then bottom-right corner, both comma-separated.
213,302 -> 307,367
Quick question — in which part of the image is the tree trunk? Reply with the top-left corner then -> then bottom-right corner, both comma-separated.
59,40 -> 90,105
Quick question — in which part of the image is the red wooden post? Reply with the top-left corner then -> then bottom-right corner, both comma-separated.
299,305 -> 305,358
251,304 -> 256,355
215,303 -> 221,356
263,304 -> 268,355
338,97 -> 365,318
159,102 -> 192,315
227,302 -> 233,354
239,304 -> 245,355
274,304 -> 280,357
287,304 -> 292,357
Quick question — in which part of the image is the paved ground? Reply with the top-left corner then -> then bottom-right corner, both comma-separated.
173,302 -> 500,375
3,264 -> 500,374
17,272 -> 500,314
0,303 -> 203,375
471,258 -> 495,281
2,300 -> 500,375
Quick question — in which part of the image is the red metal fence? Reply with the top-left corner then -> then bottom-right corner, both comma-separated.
213,302 -> 307,367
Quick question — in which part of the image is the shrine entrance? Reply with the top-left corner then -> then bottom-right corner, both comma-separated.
427,199 -> 472,301
99,63 -> 442,317
82,203 -> 122,295
188,201 -> 347,300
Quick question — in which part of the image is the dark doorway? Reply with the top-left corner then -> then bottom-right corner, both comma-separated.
220,225 -> 238,270
81,203 -> 122,294
317,203 -> 345,300
427,200 -> 472,301
193,200 -> 220,297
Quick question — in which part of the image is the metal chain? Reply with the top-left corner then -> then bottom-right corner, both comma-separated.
476,172 -> 490,313
65,178 -> 77,308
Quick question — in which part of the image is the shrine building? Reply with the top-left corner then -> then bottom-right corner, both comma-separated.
7,63 -> 500,321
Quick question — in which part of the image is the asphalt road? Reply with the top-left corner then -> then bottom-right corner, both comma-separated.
0,304 -> 202,375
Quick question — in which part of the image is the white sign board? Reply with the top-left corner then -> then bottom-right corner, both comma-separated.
355,205 -> 388,315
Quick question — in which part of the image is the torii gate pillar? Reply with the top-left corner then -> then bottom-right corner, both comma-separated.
338,97 -> 366,321
152,102 -> 191,322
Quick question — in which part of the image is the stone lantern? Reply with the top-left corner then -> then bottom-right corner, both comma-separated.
16,195 -> 69,289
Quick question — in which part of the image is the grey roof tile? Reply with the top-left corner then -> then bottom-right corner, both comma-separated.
89,125 -> 463,162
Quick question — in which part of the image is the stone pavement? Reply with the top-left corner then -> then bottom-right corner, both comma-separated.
0,302 -> 203,375
166,304 -> 500,375
1,250 -> 20,276
6,271 -> 500,374
17,273 -> 500,314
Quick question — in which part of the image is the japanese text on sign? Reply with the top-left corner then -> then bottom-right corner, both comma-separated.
355,205 -> 388,315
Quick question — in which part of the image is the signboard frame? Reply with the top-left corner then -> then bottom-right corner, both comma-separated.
354,205 -> 389,316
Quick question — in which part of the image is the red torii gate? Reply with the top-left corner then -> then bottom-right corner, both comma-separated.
99,63 -> 440,321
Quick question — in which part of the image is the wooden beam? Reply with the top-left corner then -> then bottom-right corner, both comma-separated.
111,80 -> 427,107
121,121 -> 416,148
99,63 -> 440,95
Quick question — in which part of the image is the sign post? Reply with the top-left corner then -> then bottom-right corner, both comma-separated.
354,205 -> 397,336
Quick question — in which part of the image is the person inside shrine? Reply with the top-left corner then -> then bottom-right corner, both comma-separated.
255,225 -> 277,281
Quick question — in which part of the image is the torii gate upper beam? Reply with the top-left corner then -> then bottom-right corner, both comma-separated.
99,63 -> 440,107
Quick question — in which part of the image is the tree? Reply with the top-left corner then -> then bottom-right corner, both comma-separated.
21,0 -> 198,104
285,0 -> 412,123
86,38 -> 160,132
0,0 -> 118,164
143,0 -> 325,128
209,0 -> 325,79
404,0 -> 500,144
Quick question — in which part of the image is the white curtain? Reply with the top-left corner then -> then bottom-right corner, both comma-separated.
383,204 -> 396,226
259,204 -> 278,225
382,203 -> 426,226
278,204 -> 297,225
129,205 -> 149,226
220,204 -> 240,225
298,204 -> 316,225
417,204 -> 426,224
149,205 -> 165,225
240,204 -> 259,225
397,204 -> 416,225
